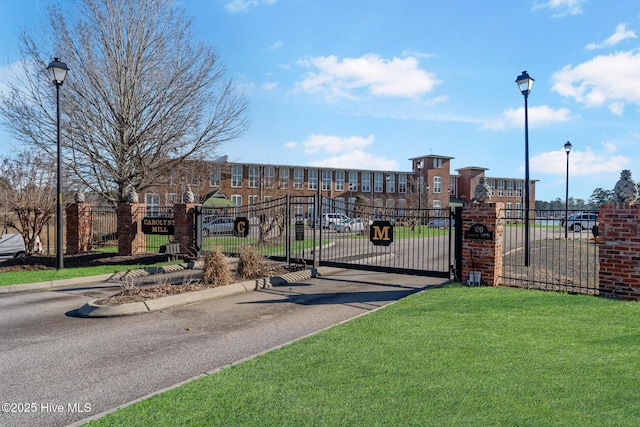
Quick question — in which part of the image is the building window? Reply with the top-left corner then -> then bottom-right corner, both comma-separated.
335,197 -> 346,214
294,168 -> 303,189
386,174 -> 395,193
165,193 -> 177,206
433,158 -> 442,169
335,171 -> 345,191
322,170 -> 331,191
515,202 -> 522,218
231,194 -> 242,207
231,165 -> 243,188
362,172 -> 371,192
433,176 -> 442,193
398,174 -> 407,193
507,180 -> 514,197
506,202 -> 513,218
209,165 -> 221,187
280,168 -> 289,189
264,166 -> 275,188
497,180 -> 504,197
349,171 -> 358,192
374,172 -> 383,193
248,166 -> 259,188
398,198 -> 407,217
308,169 -> 318,190
433,199 -> 441,216
386,199 -> 394,208
487,179 -> 495,196
516,181 -> 522,198
145,193 -> 160,216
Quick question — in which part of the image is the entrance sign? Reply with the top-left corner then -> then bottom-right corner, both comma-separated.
370,220 -> 393,246
142,217 -> 174,235
464,223 -> 493,240
234,217 -> 250,238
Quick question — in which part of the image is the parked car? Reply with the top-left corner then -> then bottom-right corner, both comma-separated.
321,213 -> 349,230
203,216 -> 235,236
562,212 -> 598,232
335,218 -> 365,233
427,218 -> 454,228
0,234 -> 26,259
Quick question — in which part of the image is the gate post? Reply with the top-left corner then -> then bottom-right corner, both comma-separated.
66,202 -> 93,254
598,203 -> 640,300
117,202 -> 144,255
461,203 -> 504,286
174,203 -> 199,258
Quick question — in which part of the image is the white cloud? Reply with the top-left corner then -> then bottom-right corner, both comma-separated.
262,82 -> 278,91
301,134 -> 375,154
531,144 -> 631,176
270,41 -> 283,50
551,51 -> 640,114
295,53 -> 440,100
482,105 -> 572,130
532,0 -> 585,17
286,134 -> 397,170
224,0 -> 277,13
308,151 -> 399,170
586,23 -> 637,50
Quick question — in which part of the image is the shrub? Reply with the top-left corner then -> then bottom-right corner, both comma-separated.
237,246 -> 266,279
202,248 -> 232,287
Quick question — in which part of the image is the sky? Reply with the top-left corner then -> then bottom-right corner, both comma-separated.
1,0 -> 639,202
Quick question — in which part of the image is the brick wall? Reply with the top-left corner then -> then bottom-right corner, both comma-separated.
66,203 -> 93,254
117,203 -> 145,256
598,203 -> 640,300
174,203 -> 198,257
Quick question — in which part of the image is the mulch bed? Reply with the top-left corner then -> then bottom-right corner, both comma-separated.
0,252 -> 170,273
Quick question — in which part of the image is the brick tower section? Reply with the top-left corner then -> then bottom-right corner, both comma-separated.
461,203 -> 504,286
174,203 -> 198,257
598,203 -> 640,300
117,202 -> 145,256
66,202 -> 93,254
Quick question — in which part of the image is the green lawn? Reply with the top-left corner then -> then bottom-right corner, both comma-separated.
86,284 -> 640,426
0,260 -> 183,287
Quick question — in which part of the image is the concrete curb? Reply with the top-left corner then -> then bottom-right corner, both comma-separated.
73,267 -> 343,318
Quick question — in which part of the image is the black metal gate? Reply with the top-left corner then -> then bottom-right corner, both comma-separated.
198,195 -> 456,279
316,197 -> 454,278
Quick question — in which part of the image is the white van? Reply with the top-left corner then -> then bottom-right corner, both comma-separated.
321,213 -> 349,230
0,234 -> 26,259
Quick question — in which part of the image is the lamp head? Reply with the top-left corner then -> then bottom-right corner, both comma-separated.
516,70 -> 534,96
47,58 -> 69,86
564,141 -> 572,154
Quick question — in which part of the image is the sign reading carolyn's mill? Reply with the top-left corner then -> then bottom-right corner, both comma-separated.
142,217 -> 175,235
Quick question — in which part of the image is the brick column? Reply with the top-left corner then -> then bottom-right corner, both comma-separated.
598,203 -> 640,300
461,203 -> 504,286
65,203 -> 94,254
117,202 -> 144,255
173,203 -> 198,257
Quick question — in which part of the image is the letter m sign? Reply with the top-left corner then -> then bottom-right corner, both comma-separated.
370,221 -> 393,246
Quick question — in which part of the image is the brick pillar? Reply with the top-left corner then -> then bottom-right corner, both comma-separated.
117,202 -> 144,255
598,203 -> 640,300
173,203 -> 198,257
461,203 -> 504,286
65,203 -> 93,254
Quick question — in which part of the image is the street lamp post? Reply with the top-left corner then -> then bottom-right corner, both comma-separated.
516,70 -> 534,267
564,141 -> 572,239
417,160 -> 424,233
47,58 -> 69,271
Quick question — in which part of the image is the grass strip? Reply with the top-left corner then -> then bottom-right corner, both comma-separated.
87,284 -> 640,426
0,260 -> 182,287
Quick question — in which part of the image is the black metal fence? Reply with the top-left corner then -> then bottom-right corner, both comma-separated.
89,204 -> 118,252
501,209 -> 599,294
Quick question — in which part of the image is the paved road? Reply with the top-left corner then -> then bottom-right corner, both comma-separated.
0,269 -> 444,427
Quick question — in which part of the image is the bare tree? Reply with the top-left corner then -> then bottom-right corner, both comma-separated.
0,0 -> 249,203
0,152 -> 56,255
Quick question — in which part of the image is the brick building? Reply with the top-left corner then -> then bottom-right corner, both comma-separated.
143,154 -> 535,220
